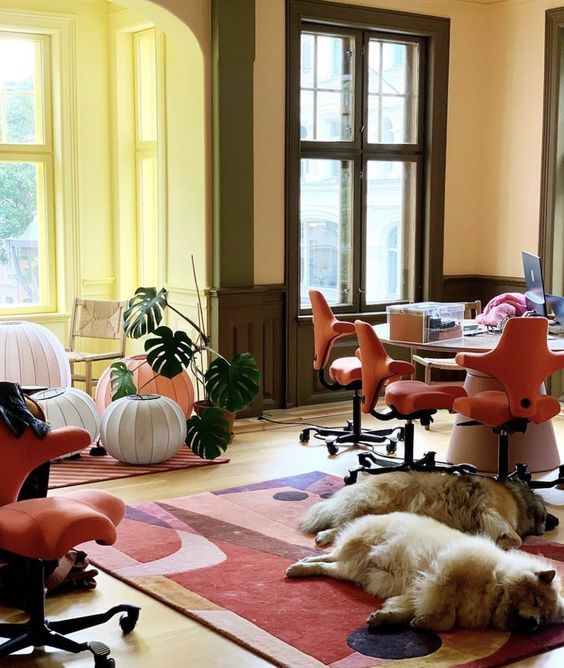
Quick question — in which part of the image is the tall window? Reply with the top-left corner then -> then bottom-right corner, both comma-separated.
0,32 -> 54,312
133,28 -> 159,287
288,2 -> 449,315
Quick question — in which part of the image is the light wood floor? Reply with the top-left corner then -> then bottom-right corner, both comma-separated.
3,404 -> 564,667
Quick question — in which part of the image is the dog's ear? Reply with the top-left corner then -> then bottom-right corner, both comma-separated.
537,570 -> 556,584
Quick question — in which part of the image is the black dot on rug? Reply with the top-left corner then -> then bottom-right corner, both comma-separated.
347,625 -> 442,659
319,492 -> 334,499
273,491 -> 309,501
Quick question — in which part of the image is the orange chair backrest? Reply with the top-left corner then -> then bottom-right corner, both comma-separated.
455,317 -> 564,419
355,320 -> 415,413
0,421 -> 91,506
309,289 -> 355,370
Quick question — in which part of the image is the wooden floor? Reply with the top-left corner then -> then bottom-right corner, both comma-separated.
3,403 -> 564,667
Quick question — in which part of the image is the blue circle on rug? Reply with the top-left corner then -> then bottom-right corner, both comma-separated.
273,491 -> 309,501
347,626 -> 442,659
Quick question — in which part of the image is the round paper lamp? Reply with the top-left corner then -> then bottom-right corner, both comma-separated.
95,354 -> 194,417
100,394 -> 187,464
0,321 -> 71,388
33,387 -> 100,440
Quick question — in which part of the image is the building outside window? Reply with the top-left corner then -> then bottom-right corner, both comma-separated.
288,1 -> 448,324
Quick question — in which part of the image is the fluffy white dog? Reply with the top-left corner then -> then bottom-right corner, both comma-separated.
286,512 -> 564,633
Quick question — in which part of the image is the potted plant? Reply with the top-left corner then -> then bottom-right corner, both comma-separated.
109,282 -> 260,461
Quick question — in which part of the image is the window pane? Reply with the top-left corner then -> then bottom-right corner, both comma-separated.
300,159 -> 353,307
300,32 -> 354,142
138,156 -> 158,285
135,32 -> 157,142
0,36 -> 42,144
367,39 -> 419,144
0,161 -> 44,307
365,160 -> 416,303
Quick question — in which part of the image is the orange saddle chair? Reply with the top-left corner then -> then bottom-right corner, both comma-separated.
300,290 -> 405,455
0,398 -> 139,666
345,321 -> 475,484
453,316 -> 564,487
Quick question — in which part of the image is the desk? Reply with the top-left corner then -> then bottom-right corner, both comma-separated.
374,323 -> 562,473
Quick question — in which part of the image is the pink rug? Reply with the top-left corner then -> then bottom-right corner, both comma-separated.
82,472 -> 564,667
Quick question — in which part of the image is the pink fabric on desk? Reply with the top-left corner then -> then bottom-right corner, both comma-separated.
476,292 -> 528,327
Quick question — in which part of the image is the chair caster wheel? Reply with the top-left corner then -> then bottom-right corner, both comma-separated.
299,431 -> 309,444
386,442 -> 397,455
327,443 -> 339,456
344,472 -> 358,485
95,658 -> 115,668
119,610 -> 139,634
397,430 -> 404,442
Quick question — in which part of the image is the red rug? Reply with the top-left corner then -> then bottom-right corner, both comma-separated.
82,472 -> 564,667
48,447 -> 228,489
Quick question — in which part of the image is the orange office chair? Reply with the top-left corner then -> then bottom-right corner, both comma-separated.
0,420 -> 140,665
345,320 -> 475,484
453,316 -> 564,488
299,290 -> 407,455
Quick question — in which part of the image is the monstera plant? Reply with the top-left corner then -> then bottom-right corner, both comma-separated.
109,286 -> 260,460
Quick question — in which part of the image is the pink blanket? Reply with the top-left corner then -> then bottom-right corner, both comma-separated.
476,292 -> 528,327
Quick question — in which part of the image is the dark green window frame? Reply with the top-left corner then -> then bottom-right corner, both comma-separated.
286,0 -> 450,319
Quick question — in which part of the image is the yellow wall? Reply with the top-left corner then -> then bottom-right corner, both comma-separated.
252,0 -> 564,281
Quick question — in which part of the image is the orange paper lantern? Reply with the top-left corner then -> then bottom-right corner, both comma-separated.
95,354 -> 194,418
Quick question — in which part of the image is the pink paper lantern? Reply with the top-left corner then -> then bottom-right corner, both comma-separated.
95,354 -> 194,417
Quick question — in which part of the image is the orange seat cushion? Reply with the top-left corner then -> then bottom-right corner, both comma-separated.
329,356 -> 362,385
385,380 -> 466,414
453,391 -> 561,428
0,490 -> 125,561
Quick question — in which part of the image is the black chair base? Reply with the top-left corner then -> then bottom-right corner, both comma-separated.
300,424 -> 403,456
0,558 -> 140,667
344,450 -> 477,485
510,462 -> 564,489
299,389 -> 404,456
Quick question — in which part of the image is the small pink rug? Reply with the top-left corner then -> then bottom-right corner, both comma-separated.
48,447 -> 228,489
82,472 -> 564,667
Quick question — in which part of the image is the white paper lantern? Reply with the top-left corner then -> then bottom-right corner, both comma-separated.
0,321 -> 71,388
33,387 -> 100,439
100,394 -> 187,464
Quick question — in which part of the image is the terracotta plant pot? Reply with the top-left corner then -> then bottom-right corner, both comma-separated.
193,399 -> 236,444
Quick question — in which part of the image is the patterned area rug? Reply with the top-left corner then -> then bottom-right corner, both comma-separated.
48,447 -> 228,489
83,472 -> 564,667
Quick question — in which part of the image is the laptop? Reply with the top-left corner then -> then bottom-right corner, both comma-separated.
522,251 -> 548,317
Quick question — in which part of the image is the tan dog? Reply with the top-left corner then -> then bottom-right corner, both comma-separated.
287,512 -> 564,633
299,471 -> 551,549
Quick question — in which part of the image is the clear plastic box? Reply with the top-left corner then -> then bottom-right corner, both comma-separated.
386,302 -> 464,343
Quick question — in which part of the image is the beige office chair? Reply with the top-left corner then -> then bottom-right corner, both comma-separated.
412,300 -> 482,384
66,298 -> 128,396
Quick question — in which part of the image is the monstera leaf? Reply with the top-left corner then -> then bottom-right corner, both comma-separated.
205,352 -> 260,412
144,325 -> 196,378
185,408 -> 230,460
109,362 -> 137,401
123,287 -> 169,338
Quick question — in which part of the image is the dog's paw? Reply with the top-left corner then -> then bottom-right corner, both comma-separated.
285,563 -> 307,578
366,610 -> 385,627
497,533 -> 522,550
315,529 -> 335,546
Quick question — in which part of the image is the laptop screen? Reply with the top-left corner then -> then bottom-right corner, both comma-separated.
522,251 -> 548,317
